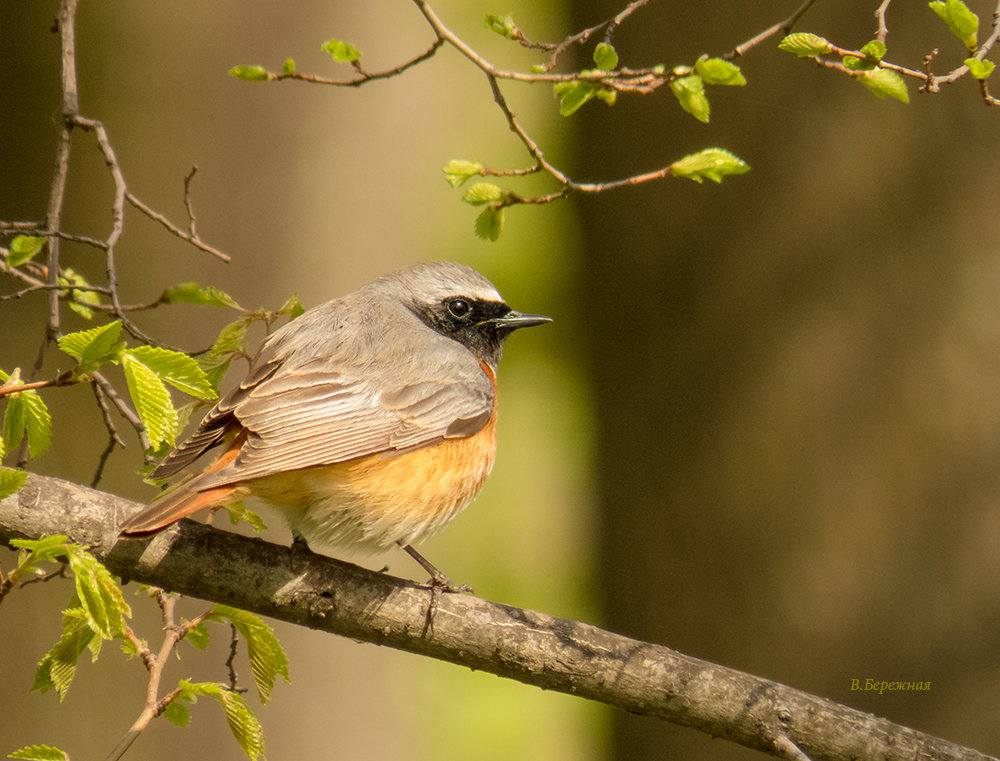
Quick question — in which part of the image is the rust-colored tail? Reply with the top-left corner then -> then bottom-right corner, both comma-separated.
120,430 -> 246,535
119,480 -> 238,534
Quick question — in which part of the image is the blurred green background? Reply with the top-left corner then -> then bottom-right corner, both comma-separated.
2,0 -> 999,759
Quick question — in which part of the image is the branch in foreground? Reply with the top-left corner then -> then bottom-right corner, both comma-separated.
1,473 -> 994,761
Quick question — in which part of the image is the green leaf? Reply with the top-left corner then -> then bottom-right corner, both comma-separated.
57,320 -> 124,373
281,58 -> 295,75
7,744 -> 70,761
199,317 -> 251,389
474,207 -> 505,242
212,605 -> 290,704
594,87 -> 617,106
125,346 -> 218,400
593,42 -> 618,71
0,467 -> 27,499
183,620 -> 212,650
857,68 -> 910,102
58,268 -> 101,320
122,352 -> 179,449
965,57 -> 995,79
163,282 -> 241,308
229,65 -> 272,82
861,40 -> 887,61
277,295 -> 304,318
462,183 -> 505,206
64,544 -> 132,639
929,0 -> 979,50
484,13 -> 517,39
8,535 -> 71,571
778,32 -> 833,58
670,148 -> 751,184
33,606 -> 95,700
442,159 -> 484,188
177,681 -> 266,761
843,55 -> 875,71
224,501 -> 268,532
669,74 -> 710,123
7,235 -> 45,266
695,56 -> 746,86
321,38 -> 362,63
1,382 -> 52,460
164,697 -> 192,727
553,80 -> 597,116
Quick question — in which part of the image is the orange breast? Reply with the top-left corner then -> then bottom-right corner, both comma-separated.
247,415 -> 498,551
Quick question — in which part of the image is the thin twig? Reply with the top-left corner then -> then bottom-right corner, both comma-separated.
725,0 -> 820,59
106,591 -> 214,761
875,0 -> 892,42
90,380 -> 126,488
125,191 -> 231,262
92,371 -> 151,454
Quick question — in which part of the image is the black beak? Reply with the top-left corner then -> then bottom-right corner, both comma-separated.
485,311 -> 553,330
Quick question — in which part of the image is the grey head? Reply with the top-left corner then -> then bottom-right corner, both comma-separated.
371,261 -> 551,370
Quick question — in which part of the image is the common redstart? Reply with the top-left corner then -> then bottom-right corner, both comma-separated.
120,261 -> 551,584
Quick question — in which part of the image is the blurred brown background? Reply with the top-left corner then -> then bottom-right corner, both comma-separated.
2,0 -> 999,759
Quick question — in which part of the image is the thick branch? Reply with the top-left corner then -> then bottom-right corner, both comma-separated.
0,472 -> 994,761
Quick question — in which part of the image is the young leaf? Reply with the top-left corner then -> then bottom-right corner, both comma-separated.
553,80 -> 596,116
183,619 -> 212,650
177,680 -> 266,761
7,744 -> 70,761
462,183 -> 505,206
670,148 -> 751,183
929,0 -> 979,50
122,352 -> 179,449
8,535 -> 71,570
199,317 -> 252,389
229,65 -> 272,82
33,607 -> 95,700
58,268 -> 101,320
321,38 -> 362,63
7,235 -> 45,266
2,379 -> 52,460
164,698 -> 193,727
475,207 -> 505,242
442,159 -> 484,188
163,282 -> 240,308
0,466 -> 27,499
965,57 -> 995,79
861,40 -> 887,61
857,68 -> 910,102
125,345 -> 218,400
694,56 -> 746,86
593,42 -> 619,71
669,74 -> 710,123
64,544 -> 132,638
277,294 -> 305,319
484,13 -> 517,39
281,58 -> 296,75
778,32 -> 833,58
225,501 -> 268,532
212,605 -> 290,704
57,320 -> 125,373
842,55 -> 875,71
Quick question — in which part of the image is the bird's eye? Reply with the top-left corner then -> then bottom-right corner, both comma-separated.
447,298 -> 472,319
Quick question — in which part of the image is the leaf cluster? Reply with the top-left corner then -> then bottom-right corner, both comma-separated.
2,538 -> 289,761
778,0 -> 996,104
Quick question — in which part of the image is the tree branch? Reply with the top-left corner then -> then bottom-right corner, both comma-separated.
0,472 -> 994,761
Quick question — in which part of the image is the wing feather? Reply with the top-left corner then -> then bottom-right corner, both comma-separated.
152,292 -> 496,489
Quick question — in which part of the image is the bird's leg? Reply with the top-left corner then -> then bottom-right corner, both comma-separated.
400,544 -> 471,593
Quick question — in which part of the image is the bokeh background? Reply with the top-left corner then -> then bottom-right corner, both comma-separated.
2,0 -> 1000,759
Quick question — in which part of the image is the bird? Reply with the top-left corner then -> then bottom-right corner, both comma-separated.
119,261 -> 551,585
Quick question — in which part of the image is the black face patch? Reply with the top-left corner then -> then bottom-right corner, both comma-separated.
415,297 -> 513,368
